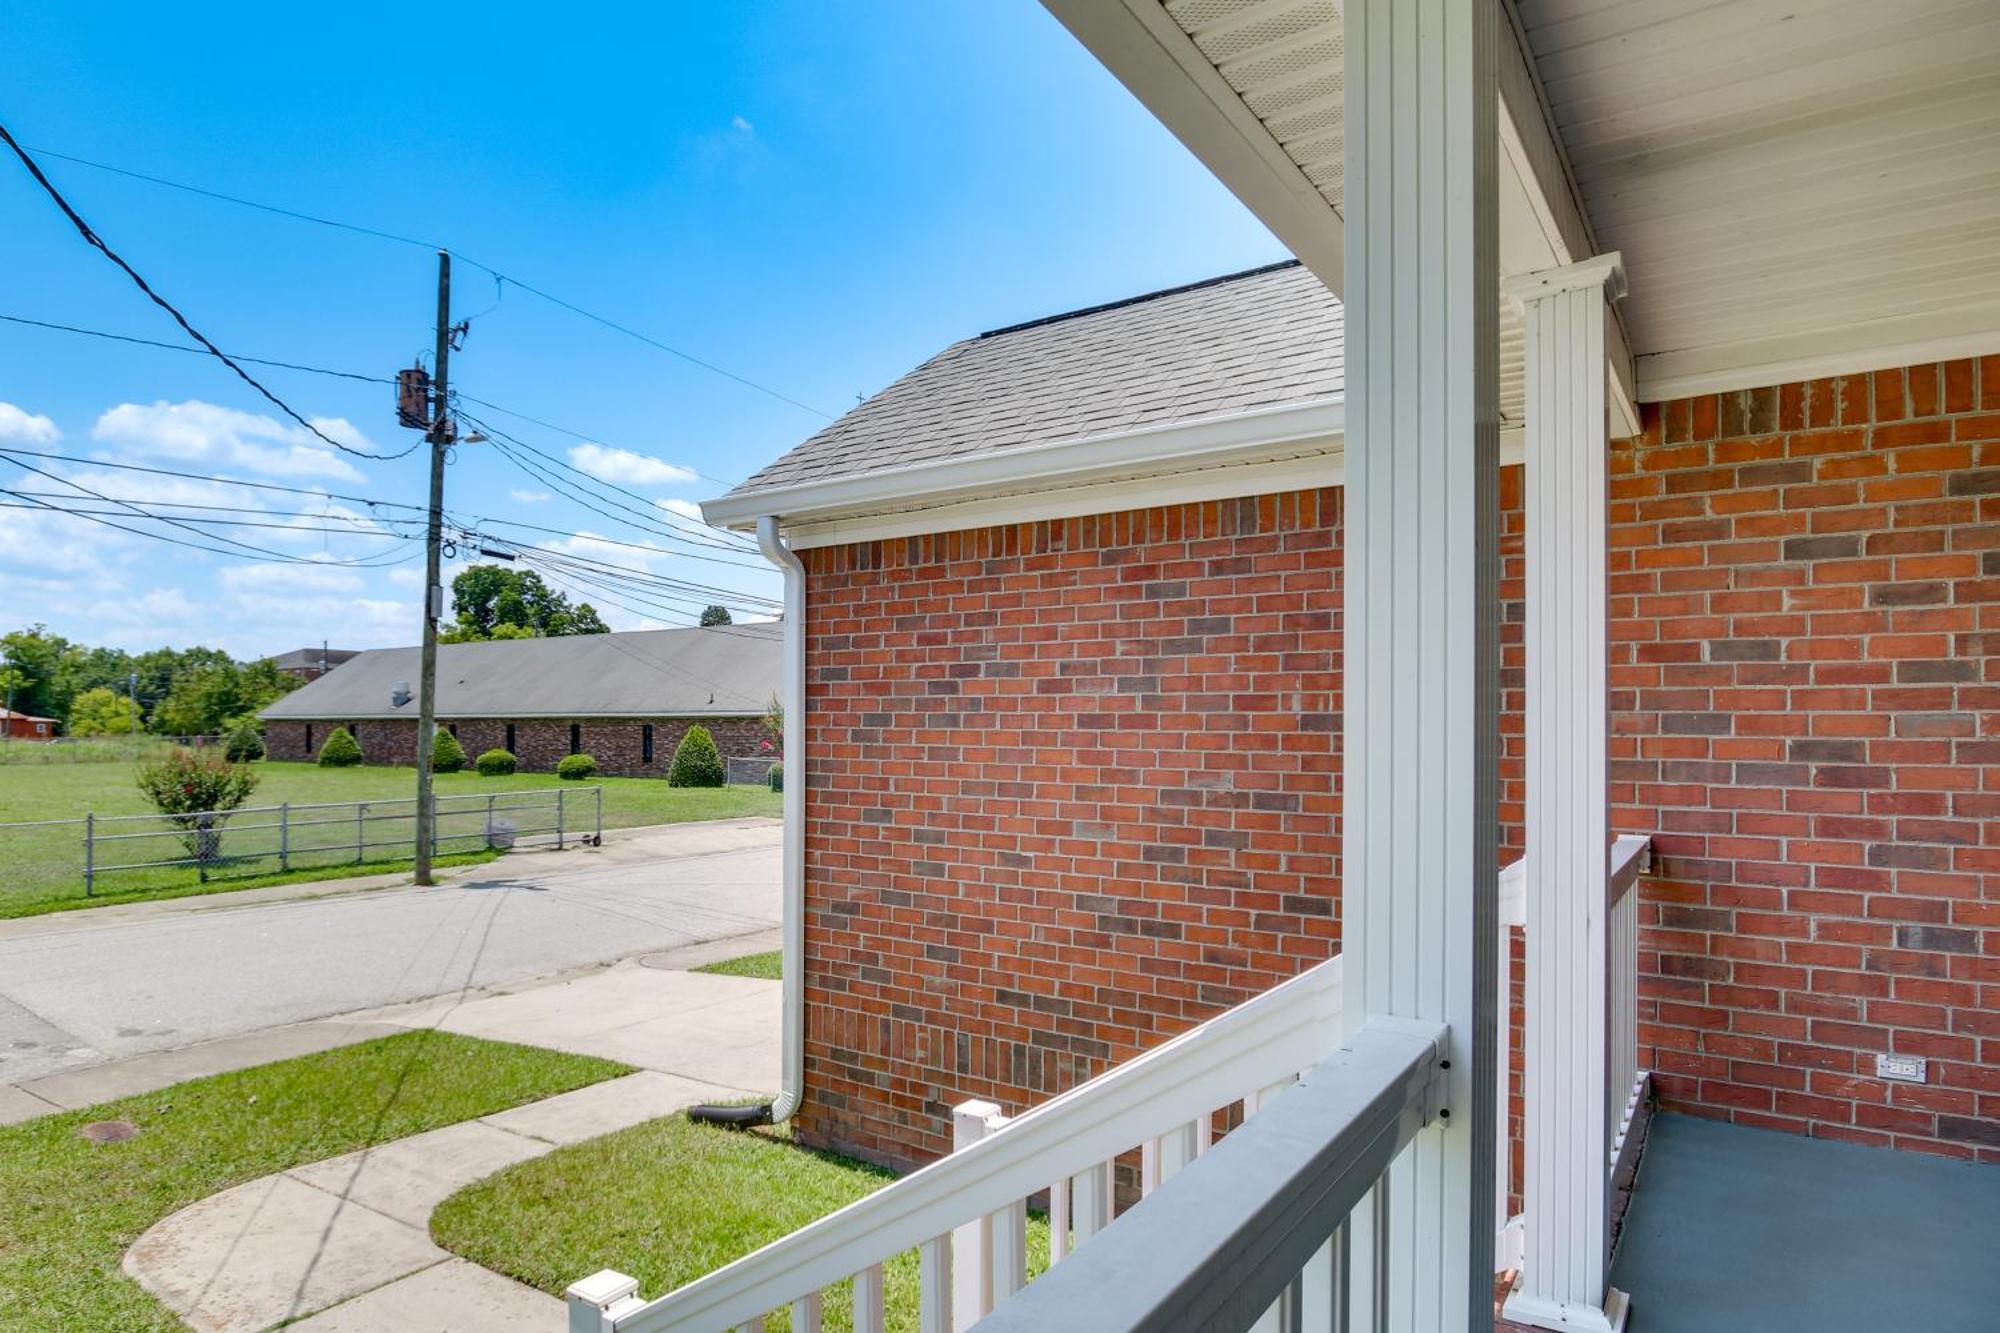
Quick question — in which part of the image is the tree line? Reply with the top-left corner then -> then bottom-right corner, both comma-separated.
0,626 -> 301,739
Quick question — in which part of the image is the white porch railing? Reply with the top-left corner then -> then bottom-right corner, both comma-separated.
566,955 -> 1457,1332
1605,834 -> 1651,1186
1504,833 -> 1652,1332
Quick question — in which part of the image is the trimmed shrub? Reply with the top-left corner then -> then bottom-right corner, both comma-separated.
430,728 -> 467,773
223,720 -> 265,763
556,753 -> 598,781
475,748 -> 518,776
667,725 -> 725,788
767,761 -> 783,793
316,726 -> 362,767
135,747 -> 260,864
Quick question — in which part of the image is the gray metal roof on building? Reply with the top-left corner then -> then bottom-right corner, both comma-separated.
258,624 -> 781,722
727,260 -> 1343,496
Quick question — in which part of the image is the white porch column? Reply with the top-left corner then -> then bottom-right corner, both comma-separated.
1341,0 -> 1500,1329
1500,254 -> 1628,1333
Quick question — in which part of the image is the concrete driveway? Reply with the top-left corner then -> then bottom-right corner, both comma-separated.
0,821 -> 780,1087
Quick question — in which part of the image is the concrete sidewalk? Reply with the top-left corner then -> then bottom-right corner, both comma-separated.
0,818 -> 780,1091
121,950 -> 782,1333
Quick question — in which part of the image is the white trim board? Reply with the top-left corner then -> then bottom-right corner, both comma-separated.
761,430 -> 1526,551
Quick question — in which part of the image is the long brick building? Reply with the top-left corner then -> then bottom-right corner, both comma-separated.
259,623 -> 780,777
702,261 -> 1997,1181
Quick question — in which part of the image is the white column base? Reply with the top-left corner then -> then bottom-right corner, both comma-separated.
1501,1283 -> 1630,1333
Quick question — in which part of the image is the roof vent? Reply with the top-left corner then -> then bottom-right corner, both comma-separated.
391,680 -> 412,708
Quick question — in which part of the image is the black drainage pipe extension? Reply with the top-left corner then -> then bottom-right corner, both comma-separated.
688,1100 -> 775,1128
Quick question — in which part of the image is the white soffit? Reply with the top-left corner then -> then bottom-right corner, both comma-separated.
1517,0 -> 2000,398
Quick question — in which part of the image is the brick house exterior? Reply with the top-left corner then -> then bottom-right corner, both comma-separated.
779,357 -> 1997,1172
1614,360 -> 1999,1160
264,714 -> 769,777
259,624 -> 782,779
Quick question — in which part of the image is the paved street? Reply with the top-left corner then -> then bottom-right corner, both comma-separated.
0,826 -> 779,1086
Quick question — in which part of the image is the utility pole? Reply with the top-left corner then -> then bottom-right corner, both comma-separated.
414,250 -> 452,885
127,670 -> 138,736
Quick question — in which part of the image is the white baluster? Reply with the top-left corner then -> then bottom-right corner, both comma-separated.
852,1263 -> 885,1333
992,1198 -> 1027,1303
1047,1176 -> 1070,1264
1070,1160 -> 1112,1243
1154,1119 -> 1200,1188
789,1290 -> 822,1333
1194,1110 -> 1214,1156
738,1320 -> 764,1333
919,1235 -> 952,1333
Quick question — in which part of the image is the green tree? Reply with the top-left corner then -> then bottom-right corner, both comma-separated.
67,686 -> 137,736
134,747 -> 261,869
699,604 -> 733,627
0,626 -> 79,722
667,724 -> 726,788
445,565 -> 611,641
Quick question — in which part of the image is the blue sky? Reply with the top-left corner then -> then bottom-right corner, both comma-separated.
0,2 -> 1282,657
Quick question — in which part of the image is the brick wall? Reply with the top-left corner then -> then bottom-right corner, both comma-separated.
263,715 -> 767,777
799,491 -> 1344,1168
1615,356 -> 1999,1161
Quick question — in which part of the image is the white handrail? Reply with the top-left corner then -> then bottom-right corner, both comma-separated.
582,955 -> 1344,1332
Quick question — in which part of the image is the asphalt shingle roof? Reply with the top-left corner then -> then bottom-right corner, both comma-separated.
729,260 -> 1342,496
258,624 -> 780,721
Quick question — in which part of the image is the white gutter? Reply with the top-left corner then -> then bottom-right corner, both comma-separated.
759,513 -> 806,1124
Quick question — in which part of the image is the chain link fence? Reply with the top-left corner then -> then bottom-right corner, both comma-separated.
0,786 -> 601,905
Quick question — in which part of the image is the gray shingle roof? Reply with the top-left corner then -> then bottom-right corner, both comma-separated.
266,647 -> 360,671
259,624 -> 780,721
729,261 -> 1342,496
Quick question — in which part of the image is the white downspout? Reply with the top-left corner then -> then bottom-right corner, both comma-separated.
759,513 -> 806,1124
685,514 -> 806,1130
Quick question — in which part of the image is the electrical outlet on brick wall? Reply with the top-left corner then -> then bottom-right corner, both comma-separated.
1875,1053 -> 1927,1084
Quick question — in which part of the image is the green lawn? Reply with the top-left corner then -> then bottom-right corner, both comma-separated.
0,759 -> 780,917
0,1032 -> 629,1333
433,1117 -> 1050,1333
695,949 -> 783,980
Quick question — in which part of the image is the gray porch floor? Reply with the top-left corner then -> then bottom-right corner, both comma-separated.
1610,1113 -> 1999,1332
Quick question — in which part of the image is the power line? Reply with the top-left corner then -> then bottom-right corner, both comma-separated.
21,140 -> 837,420
461,409 -> 754,545
0,310 -> 749,489
0,124 -> 420,462
0,446 -> 771,581
3,489 -> 418,568
0,313 -> 389,384
1,453 -> 408,566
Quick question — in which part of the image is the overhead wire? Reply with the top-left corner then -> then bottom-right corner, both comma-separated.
0,124 -> 421,462
18,140 -> 837,420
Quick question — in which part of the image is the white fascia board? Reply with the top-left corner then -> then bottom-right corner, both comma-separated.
1636,304 -> 2000,402
1039,0 -> 1344,296
701,398 -> 1345,532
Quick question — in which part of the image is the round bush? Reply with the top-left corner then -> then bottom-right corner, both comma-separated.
556,753 -> 598,781
430,728 -> 466,773
223,721 -> 265,763
475,748 -> 518,776
766,761 -> 783,793
316,725 -> 362,767
667,724 -> 725,788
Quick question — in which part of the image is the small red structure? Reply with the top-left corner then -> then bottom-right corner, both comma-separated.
0,708 -> 57,741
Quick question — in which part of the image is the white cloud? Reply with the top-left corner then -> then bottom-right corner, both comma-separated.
0,402 -> 60,446
657,497 -> 704,521
731,114 -> 755,135
508,488 -> 552,504
567,443 -> 696,488
93,400 -> 368,482
219,562 -> 365,596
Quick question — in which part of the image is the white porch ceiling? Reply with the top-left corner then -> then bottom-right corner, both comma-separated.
1049,0 -> 2000,406
1519,0 -> 2000,398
